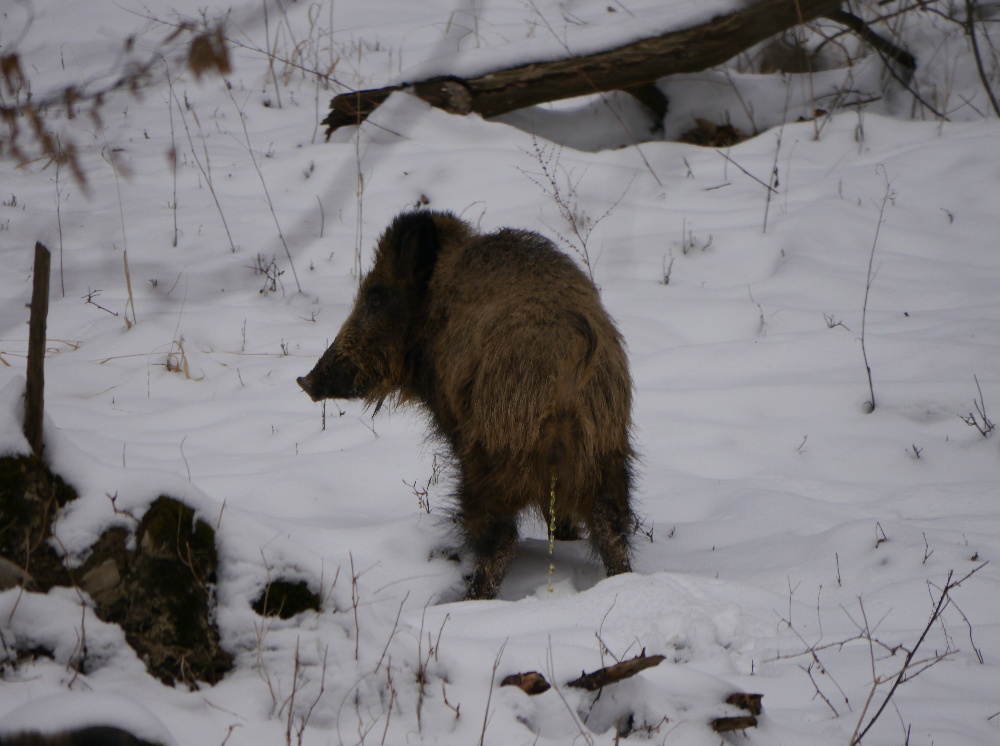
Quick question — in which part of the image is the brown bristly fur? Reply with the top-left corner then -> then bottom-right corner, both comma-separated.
298,211 -> 637,599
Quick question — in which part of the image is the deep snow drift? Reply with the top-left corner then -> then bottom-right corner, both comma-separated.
1,2 -> 999,744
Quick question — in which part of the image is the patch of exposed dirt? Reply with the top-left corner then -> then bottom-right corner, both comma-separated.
0,455 -> 232,687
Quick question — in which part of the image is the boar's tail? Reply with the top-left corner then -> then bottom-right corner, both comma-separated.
565,309 -> 599,377
540,310 -> 600,468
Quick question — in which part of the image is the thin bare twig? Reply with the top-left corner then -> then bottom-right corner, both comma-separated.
478,640 -> 507,746
716,150 -> 778,193
959,374 -> 995,436
168,88 -> 237,251
224,81 -> 302,294
860,165 -> 893,413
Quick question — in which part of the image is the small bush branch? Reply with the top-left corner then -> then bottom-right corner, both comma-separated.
248,254 -> 285,296
959,374 -> 995,436
83,288 -> 118,317
850,564 -> 987,745
519,135 -> 629,278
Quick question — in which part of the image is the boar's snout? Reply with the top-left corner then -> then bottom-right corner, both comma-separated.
297,353 -> 361,402
296,375 -> 321,401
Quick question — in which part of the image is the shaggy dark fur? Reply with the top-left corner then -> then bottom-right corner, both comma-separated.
298,211 -> 637,599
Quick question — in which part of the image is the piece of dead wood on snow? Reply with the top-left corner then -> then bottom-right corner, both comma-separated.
711,691 -> 764,732
321,0 -> 845,136
500,671 -> 552,695
566,651 -> 667,691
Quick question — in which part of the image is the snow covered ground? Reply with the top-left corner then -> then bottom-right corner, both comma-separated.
1,1 -> 999,744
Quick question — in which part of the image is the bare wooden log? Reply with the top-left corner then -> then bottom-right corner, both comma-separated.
24,241 -> 50,456
566,652 -> 666,691
323,0 -> 844,136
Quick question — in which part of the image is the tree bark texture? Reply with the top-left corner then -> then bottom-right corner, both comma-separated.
323,0 -> 845,136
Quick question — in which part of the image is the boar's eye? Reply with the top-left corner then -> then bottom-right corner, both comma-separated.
366,285 -> 388,311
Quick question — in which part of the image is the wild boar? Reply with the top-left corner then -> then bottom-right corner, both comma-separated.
298,210 -> 636,599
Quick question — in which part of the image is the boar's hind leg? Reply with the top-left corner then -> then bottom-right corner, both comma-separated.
587,454 -> 634,577
463,510 -> 518,600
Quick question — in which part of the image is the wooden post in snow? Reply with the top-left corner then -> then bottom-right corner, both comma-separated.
24,242 -> 50,457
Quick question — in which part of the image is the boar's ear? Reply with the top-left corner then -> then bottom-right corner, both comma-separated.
390,211 -> 440,292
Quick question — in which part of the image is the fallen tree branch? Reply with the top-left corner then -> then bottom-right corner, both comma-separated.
825,9 -> 916,71
322,0 -> 844,136
566,651 -> 666,691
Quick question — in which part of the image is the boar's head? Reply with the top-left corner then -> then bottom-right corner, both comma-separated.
297,211 -> 443,411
